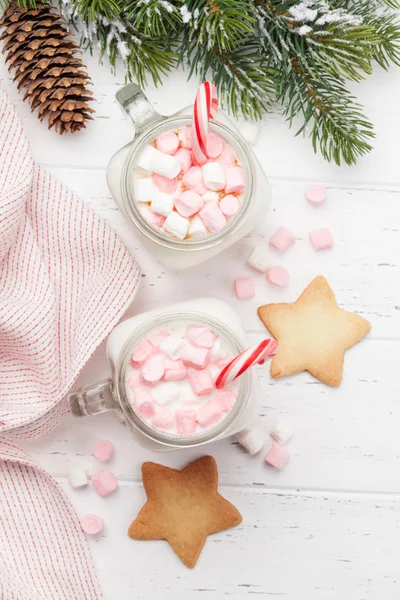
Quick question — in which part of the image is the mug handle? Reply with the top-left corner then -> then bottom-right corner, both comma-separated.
116,83 -> 163,137
68,378 -> 119,417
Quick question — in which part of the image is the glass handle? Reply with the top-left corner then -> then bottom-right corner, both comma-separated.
68,378 -> 119,417
116,83 -> 162,137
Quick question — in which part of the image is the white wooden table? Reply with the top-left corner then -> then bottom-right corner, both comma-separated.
2,50 -> 400,600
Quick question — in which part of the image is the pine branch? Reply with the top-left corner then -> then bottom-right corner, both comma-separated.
126,0 -> 183,37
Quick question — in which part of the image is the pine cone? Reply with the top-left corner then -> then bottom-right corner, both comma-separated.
0,2 -> 95,134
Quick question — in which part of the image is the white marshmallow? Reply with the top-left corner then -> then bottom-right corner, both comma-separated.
188,215 -> 208,239
238,426 -> 266,455
247,245 -> 269,272
209,337 -> 229,362
136,145 -> 158,172
159,333 -> 186,358
237,120 -> 260,145
269,418 -> 294,445
133,177 -> 155,203
151,191 -> 174,217
202,191 -> 220,203
202,162 -> 225,191
163,212 -> 190,240
151,381 -> 180,405
68,465 -> 88,488
150,148 -> 181,178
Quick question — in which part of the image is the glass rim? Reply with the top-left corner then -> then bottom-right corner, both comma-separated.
114,309 -> 251,448
121,116 -> 256,252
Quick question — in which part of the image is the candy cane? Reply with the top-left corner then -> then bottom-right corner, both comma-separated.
191,81 -> 218,165
215,339 -> 278,389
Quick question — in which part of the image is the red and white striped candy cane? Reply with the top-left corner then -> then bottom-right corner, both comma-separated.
215,338 -> 278,389
191,81 -> 218,165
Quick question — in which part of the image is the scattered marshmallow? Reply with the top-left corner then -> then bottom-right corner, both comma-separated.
237,120 -> 260,145
131,339 -> 155,366
206,132 -> 224,158
142,354 -> 165,384
82,514 -> 104,536
269,227 -> 295,253
93,439 -> 114,463
199,202 -> 226,233
197,401 -> 223,428
224,166 -> 245,194
209,337 -> 229,362
309,227 -> 333,251
159,334 -> 186,358
156,130 -> 179,155
148,330 -> 169,349
219,194 -> 239,218
133,177 -> 155,203
176,409 -> 197,435
151,405 -> 174,430
219,145 -> 236,166
151,191 -> 174,217
186,325 -> 216,348
136,145 -> 158,172
175,147 -> 192,175
152,173 -> 178,194
234,277 -> 255,299
182,166 -> 207,195
178,126 -> 192,148
134,387 -> 155,418
264,442 -> 290,469
305,185 -> 326,205
150,148 -> 181,179
202,191 -> 219,203
163,212 -> 190,239
175,190 -> 204,218
163,358 -> 187,381
269,418 -> 294,445
266,266 -> 289,287
247,245 -> 269,272
202,162 -> 225,191
126,369 -> 143,389
92,469 -> 119,497
181,343 -> 209,369
215,390 -> 236,412
151,381 -> 180,405
188,215 -> 208,239
238,426 -> 265,455
68,465 -> 88,488
188,368 -> 214,396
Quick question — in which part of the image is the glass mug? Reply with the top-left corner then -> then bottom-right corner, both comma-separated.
106,84 -> 272,269
68,299 -> 262,451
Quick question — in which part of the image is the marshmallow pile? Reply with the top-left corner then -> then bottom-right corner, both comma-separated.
133,126 -> 246,241
125,323 -> 239,436
238,418 -> 294,470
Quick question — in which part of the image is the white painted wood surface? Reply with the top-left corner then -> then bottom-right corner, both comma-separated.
2,47 -> 400,599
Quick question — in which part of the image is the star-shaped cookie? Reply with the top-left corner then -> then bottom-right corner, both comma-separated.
128,456 -> 242,568
258,275 -> 371,386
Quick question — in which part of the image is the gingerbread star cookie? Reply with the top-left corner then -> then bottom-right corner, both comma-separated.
258,275 -> 371,386
128,456 -> 242,568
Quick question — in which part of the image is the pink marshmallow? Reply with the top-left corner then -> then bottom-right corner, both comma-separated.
266,266 -> 289,287
219,145 -> 236,166
131,339 -> 156,366
152,173 -> 178,194
182,166 -> 207,195
148,329 -> 170,349
188,368 -> 214,396
206,133 -> 224,159
197,401 -> 223,428
224,166 -> 245,194
186,325 -> 216,349
175,147 -> 192,175
264,442 -> 290,469
175,190 -> 204,218
126,369 -> 143,389
199,202 -> 227,233
141,354 -> 165,384
305,185 -> 326,205
134,387 -> 155,418
82,514 -> 104,536
219,194 -> 239,218
309,227 -> 333,251
178,126 -> 192,149
269,226 -> 295,252
151,405 -> 174,430
156,130 -> 179,155
92,469 -> 118,497
176,409 -> 197,435
215,390 -> 236,412
181,343 -> 209,369
93,439 -> 114,463
145,210 -> 166,228
234,277 -> 255,299
163,359 -> 187,381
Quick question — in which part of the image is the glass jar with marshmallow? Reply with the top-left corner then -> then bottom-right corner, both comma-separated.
107,84 -> 271,269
